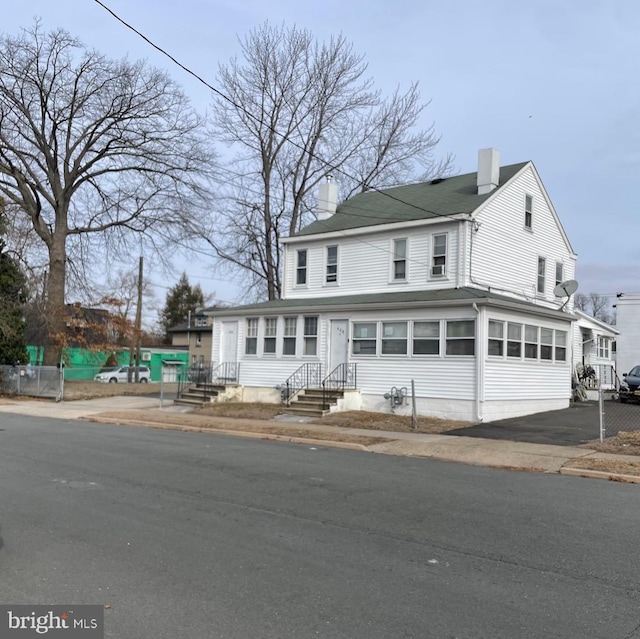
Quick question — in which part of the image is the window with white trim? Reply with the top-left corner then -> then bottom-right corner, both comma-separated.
537,256 -> 546,294
326,245 -> 338,284
555,330 -> 567,361
392,239 -> 407,281
446,320 -> 475,355
303,316 -> 318,356
413,321 -> 440,355
283,317 -> 297,355
540,327 -> 553,360
555,262 -> 564,293
488,320 -> 504,356
381,322 -> 408,355
507,323 -> 522,358
296,249 -> 307,286
264,317 -> 277,354
598,336 -> 610,359
432,234 -> 447,277
352,322 -> 377,355
524,325 -> 538,359
245,318 -> 258,355
525,194 -> 533,229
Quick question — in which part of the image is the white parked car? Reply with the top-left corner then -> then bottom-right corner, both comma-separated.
94,366 -> 151,383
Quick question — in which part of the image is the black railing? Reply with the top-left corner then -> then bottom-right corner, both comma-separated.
280,363 -> 322,405
322,363 -> 357,408
176,362 -> 240,401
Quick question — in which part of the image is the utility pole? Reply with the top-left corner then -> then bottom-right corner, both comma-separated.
128,256 -> 144,383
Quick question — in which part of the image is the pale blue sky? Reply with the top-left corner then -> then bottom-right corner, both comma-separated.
3,0 -> 640,308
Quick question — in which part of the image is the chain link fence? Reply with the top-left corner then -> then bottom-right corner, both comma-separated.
587,364 -> 640,442
0,365 -> 64,400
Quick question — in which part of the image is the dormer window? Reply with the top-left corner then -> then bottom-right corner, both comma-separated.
431,233 -> 447,277
524,194 -> 533,229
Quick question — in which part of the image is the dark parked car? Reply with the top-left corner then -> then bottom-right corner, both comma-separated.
619,365 -> 640,403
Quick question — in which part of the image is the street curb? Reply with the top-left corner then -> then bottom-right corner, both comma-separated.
559,467 -> 640,483
86,416 -> 373,451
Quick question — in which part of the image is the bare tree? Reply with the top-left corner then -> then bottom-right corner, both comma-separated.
0,23 -> 214,364
208,22 -> 452,300
575,292 -> 615,325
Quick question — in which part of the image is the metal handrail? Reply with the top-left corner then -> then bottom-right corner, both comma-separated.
177,362 -> 240,401
322,363 -> 357,408
280,363 -> 322,405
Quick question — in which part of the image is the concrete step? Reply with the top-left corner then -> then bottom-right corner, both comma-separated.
291,400 -> 331,411
280,406 -> 327,418
174,397 -> 210,407
179,391 -> 216,402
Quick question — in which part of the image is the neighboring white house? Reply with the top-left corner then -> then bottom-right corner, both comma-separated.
572,309 -> 618,391
614,293 -> 640,377
206,149 -> 580,422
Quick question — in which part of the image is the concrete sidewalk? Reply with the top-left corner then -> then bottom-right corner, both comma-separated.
0,397 -> 638,482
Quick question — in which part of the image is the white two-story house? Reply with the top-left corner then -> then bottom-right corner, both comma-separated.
206,149 -> 578,422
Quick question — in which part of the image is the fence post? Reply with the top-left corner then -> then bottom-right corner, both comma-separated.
598,369 -> 605,443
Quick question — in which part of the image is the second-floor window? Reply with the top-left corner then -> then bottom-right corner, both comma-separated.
326,245 -> 338,284
195,333 -> 202,347
264,318 -> 277,354
555,262 -> 564,293
393,239 -> 407,281
296,249 -> 307,286
537,256 -> 546,294
432,234 -> 447,277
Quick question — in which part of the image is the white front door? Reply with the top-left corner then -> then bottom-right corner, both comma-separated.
329,320 -> 349,372
220,321 -> 239,381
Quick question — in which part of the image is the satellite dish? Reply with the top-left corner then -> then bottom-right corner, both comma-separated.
554,279 -> 578,311
553,279 -> 578,298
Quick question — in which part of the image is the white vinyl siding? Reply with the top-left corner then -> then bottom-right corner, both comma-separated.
466,166 -> 575,306
284,223 -> 460,299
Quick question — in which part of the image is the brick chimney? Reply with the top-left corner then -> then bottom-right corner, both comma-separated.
316,176 -> 338,220
477,148 -> 500,195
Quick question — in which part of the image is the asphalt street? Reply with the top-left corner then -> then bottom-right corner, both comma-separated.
1,413 -> 639,639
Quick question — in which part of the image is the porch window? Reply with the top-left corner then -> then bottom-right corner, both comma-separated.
283,317 -> 297,355
555,330 -> 567,361
598,336 -> 610,359
296,249 -> 307,286
352,322 -> 377,355
393,239 -> 407,281
537,257 -> 546,294
446,320 -> 475,356
488,320 -> 504,356
326,245 -> 338,284
524,325 -> 538,359
525,194 -> 533,229
264,317 -> 277,354
540,328 -> 553,360
431,234 -> 447,277
381,322 -> 408,355
303,316 -> 318,356
245,318 -> 258,355
413,321 -> 440,355
507,323 -> 522,358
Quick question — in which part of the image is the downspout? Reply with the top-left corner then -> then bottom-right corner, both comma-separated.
473,303 -> 483,423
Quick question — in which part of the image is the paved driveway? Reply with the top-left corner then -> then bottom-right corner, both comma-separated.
447,401 -> 600,446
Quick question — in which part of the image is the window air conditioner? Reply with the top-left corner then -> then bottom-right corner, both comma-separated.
431,265 -> 444,276
141,352 -> 151,362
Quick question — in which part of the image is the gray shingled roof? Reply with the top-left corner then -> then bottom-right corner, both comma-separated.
204,286 -> 573,320
295,162 -> 529,236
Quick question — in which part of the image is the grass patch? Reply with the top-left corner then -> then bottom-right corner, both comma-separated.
313,410 -> 470,434
584,430 -> 640,456
196,402 -> 282,420
565,457 -> 640,477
